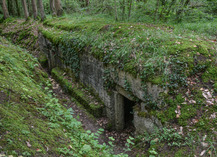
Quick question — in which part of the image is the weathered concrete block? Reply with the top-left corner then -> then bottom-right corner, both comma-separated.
134,111 -> 163,134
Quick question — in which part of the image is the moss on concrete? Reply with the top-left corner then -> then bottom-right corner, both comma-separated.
51,67 -> 103,118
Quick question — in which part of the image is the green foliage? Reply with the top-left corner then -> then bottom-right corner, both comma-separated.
135,127 -> 194,156
202,66 -> 217,83
178,104 -> 198,126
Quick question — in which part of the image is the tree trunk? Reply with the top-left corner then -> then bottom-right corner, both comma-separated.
22,0 -> 29,20
114,0 -> 118,21
154,0 -> 160,22
85,0 -> 89,6
27,0 -> 32,16
55,0 -> 63,16
15,0 -> 21,16
49,0 -> 56,16
31,0 -> 37,19
122,0 -> 125,20
128,0 -> 133,19
38,0 -> 46,21
7,0 -> 15,16
2,0 -> 9,19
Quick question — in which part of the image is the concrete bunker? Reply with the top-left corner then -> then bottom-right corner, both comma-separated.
39,33 -> 167,134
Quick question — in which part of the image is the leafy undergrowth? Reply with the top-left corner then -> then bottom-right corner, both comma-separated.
0,37 -> 129,156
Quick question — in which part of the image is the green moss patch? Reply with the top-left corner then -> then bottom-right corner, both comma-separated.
202,66 -> 217,83
1,18 -> 40,51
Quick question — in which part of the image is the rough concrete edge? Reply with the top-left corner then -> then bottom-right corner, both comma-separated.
51,67 -> 103,118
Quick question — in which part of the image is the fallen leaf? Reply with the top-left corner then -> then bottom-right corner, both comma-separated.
26,141 -> 31,147
200,150 -> 206,156
206,100 -> 214,105
201,142 -> 208,148
189,100 -> 196,104
207,91 -> 212,98
36,149 -> 42,152
202,93 -> 208,99
153,138 -> 159,142
203,135 -> 207,141
68,145 -> 73,149
192,119 -> 199,124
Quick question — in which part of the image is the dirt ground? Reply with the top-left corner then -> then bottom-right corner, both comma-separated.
49,76 -> 136,156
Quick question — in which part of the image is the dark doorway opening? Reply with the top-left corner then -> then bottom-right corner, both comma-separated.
123,96 -> 135,129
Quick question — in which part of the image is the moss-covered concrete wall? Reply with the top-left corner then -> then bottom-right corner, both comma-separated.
39,32 -> 167,134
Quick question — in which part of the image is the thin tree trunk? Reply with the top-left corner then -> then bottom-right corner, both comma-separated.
15,0 -> 21,16
49,0 -> 56,16
27,0 -> 32,16
154,0 -> 160,22
22,0 -> 29,20
122,0 -> 125,20
128,0 -> 132,19
7,0 -> 15,16
55,0 -> 63,16
2,0 -> 9,19
31,0 -> 37,19
85,0 -> 89,6
38,0 -> 46,21
114,0 -> 118,21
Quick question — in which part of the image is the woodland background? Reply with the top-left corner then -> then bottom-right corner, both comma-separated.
0,0 -> 217,23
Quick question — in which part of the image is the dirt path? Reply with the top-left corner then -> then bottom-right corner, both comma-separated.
49,77 -> 135,156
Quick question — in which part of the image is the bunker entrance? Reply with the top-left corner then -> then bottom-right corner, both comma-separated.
115,92 -> 136,131
123,96 -> 135,129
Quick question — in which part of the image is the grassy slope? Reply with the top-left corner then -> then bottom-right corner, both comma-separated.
0,37 -> 126,157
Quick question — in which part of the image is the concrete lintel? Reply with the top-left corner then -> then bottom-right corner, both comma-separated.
116,85 -> 134,101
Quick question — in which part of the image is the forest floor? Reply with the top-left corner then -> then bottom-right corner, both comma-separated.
49,74 -> 135,156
